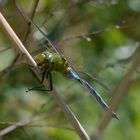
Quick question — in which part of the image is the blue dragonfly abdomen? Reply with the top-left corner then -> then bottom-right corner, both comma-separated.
69,70 -> 118,119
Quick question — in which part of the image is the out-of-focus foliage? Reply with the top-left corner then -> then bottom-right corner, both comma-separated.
0,0 -> 140,140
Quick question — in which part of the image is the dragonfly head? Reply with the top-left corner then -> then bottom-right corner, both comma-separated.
37,51 -> 53,64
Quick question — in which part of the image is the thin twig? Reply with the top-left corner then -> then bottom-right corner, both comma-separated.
0,0 -> 40,75
12,0 -> 40,66
0,119 -> 31,137
0,12 -> 37,67
0,12 -> 90,140
54,24 -> 132,45
21,0 -> 40,43
27,124 -> 74,131
0,121 -> 74,131
91,43 -> 140,140
0,108 -> 60,137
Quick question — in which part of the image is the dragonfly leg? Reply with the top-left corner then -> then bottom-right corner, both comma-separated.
26,84 -> 52,92
29,68 -> 41,83
41,68 -> 49,83
46,71 -> 53,91
41,68 -> 53,90
26,68 -> 53,92
26,85 -> 45,92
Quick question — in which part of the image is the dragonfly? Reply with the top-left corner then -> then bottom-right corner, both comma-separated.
14,11 -> 119,119
20,14 -> 118,119
0,11 -> 118,119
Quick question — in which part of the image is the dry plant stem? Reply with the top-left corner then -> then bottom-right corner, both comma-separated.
0,119 -> 32,137
0,108 -> 60,137
0,1 -> 39,75
46,90 -> 90,140
91,44 -> 140,140
55,24 -> 131,46
0,12 -> 37,67
0,12 -> 90,140
31,68 -> 91,140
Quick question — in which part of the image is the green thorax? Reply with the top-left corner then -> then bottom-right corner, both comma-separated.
37,50 -> 69,76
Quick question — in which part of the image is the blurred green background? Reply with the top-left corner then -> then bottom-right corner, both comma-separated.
0,0 -> 140,140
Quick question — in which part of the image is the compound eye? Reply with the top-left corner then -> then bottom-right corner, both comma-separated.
42,53 -> 46,58
48,53 -> 52,58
